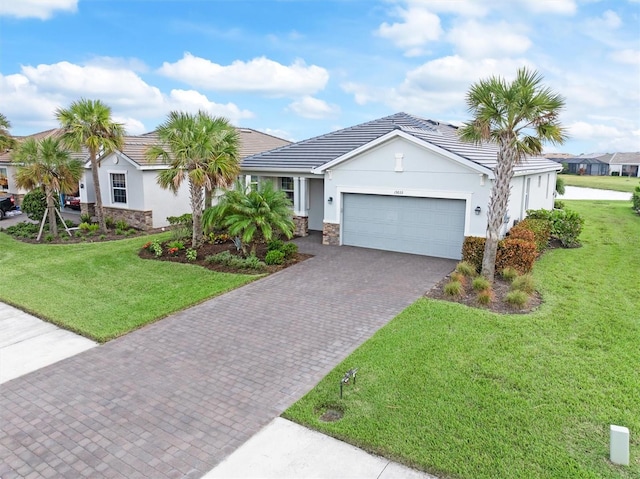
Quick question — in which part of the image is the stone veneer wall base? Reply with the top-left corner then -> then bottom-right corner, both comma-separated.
293,216 -> 309,237
322,222 -> 340,245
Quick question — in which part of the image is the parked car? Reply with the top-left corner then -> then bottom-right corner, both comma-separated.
64,196 -> 81,210
0,194 -> 17,220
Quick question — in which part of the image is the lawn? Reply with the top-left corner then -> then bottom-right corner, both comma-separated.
560,174 -> 640,193
285,200 -> 639,479
0,233 -> 254,342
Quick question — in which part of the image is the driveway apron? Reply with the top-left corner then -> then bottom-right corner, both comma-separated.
0,236 -> 455,479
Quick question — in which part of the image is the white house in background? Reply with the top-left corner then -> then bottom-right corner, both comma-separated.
240,112 -> 562,260
79,129 -> 291,229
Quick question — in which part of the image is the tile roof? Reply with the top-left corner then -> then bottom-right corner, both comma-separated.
111,128 -> 290,166
0,128 -> 88,164
610,152 -> 640,165
241,112 -> 561,174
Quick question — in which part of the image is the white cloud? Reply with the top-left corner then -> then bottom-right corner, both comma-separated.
568,121 -> 640,151
287,96 -> 340,119
447,20 -> 531,58
586,9 -> 622,30
113,117 -> 147,136
611,49 -> 640,64
260,128 -> 295,142
376,6 -> 442,56
401,0 -> 489,17
0,0 -> 77,20
166,90 -> 254,123
0,60 -> 254,134
520,0 -> 577,15
342,82 -> 377,106
158,53 -> 329,96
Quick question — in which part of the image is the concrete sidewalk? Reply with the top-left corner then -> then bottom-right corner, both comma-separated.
205,418 -> 437,479
0,302 -> 97,384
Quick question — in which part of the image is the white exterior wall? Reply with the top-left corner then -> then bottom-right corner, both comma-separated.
323,137 -> 492,238
1,164 -> 29,197
79,171 -> 94,204
141,171 -> 191,228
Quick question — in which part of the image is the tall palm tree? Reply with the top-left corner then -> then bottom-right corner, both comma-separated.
12,137 -> 83,238
459,68 -> 566,281
56,99 -> 125,232
146,111 -> 240,248
0,113 -> 16,151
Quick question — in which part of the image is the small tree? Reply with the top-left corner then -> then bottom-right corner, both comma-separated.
203,180 -> 295,256
12,137 -> 83,237
0,113 -> 16,151
459,68 -> 566,281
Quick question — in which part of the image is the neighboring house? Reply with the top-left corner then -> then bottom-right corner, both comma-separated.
80,128 -> 291,229
549,152 -> 640,177
241,112 -> 562,260
0,129 -> 87,202
549,156 -> 611,176
609,152 -> 640,177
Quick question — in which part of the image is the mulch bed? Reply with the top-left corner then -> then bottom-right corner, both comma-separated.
11,228 -> 151,244
138,240 -> 312,274
425,274 -> 542,314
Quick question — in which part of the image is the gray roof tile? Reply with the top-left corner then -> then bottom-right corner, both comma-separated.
241,112 -> 561,174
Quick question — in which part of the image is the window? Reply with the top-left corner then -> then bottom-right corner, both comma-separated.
0,168 -> 7,190
111,173 -> 127,204
248,175 -> 259,191
280,177 -> 294,202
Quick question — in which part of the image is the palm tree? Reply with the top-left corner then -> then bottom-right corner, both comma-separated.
146,111 -> 240,248
56,99 -> 125,233
459,68 -> 566,281
203,180 -> 295,256
0,113 -> 16,151
12,137 -> 83,238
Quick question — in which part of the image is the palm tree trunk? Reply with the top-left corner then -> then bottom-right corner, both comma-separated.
89,149 -> 107,233
204,187 -> 213,210
482,145 -> 517,281
190,181 -> 204,248
45,187 -> 58,237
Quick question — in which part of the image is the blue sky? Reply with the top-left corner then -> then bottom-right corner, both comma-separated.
1,0 -> 639,154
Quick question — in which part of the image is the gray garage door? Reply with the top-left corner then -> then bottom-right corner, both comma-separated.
342,194 -> 466,259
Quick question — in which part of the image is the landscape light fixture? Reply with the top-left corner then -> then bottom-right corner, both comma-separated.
328,196 -> 333,204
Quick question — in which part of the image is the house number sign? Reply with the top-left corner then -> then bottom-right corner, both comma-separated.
394,190 -> 404,195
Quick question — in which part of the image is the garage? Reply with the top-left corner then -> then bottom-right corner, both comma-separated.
342,193 -> 466,259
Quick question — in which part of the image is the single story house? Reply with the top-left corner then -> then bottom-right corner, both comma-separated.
549,152 -> 640,177
0,129 -> 88,201
240,112 -> 562,260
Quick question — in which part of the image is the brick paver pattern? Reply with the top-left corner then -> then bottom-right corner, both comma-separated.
0,236 -> 455,478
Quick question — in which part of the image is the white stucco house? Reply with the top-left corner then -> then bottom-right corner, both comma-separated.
79,128 -> 291,229
240,112 -> 562,260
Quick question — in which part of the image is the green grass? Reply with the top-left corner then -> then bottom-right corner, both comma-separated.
285,201 -> 639,479
560,174 -> 639,193
0,233 -> 254,342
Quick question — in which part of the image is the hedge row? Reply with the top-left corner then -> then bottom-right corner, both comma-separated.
509,218 -> 551,253
462,237 -> 538,274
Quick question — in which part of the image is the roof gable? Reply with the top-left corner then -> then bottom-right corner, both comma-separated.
241,112 -> 562,175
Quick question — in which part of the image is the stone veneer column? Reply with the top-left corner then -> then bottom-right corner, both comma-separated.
322,222 -> 340,245
293,216 -> 309,237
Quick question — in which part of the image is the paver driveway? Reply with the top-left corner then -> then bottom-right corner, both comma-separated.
0,235 -> 455,478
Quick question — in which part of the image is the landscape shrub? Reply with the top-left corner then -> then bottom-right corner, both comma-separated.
280,242 -> 298,259
205,251 -> 266,271
476,288 -> 495,306
555,176 -> 566,195
265,250 -> 285,265
20,188 -> 47,221
79,222 -> 91,231
267,239 -> 285,252
527,208 -> 584,247
167,240 -> 185,251
115,219 -> 128,230
80,213 -> 92,224
461,237 -> 485,273
4,222 -> 39,239
554,200 -> 565,210
500,267 -> 519,282
208,232 -> 230,244
167,213 -> 192,241
444,280 -> 464,297
185,248 -> 197,262
511,274 -> 536,294
105,217 -> 115,229
472,276 -> 491,292
504,290 -> 530,308
455,261 -> 477,277
512,218 -> 551,253
507,226 -> 535,244
632,184 -> 640,212
495,238 -> 537,274
450,271 -> 467,287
